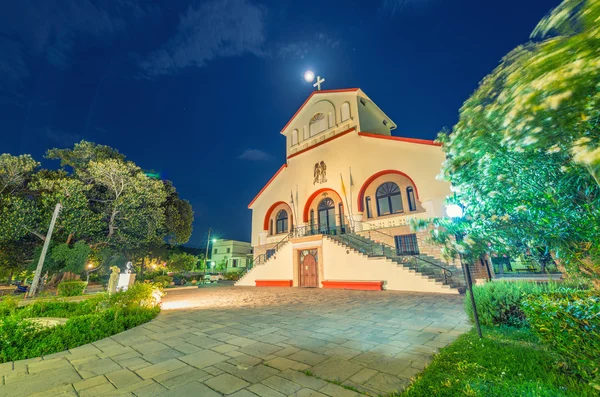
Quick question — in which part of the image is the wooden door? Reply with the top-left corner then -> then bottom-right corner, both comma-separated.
300,250 -> 318,287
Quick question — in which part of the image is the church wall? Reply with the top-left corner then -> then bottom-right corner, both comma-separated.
285,92 -> 360,158
235,242 -> 294,286
249,129 -> 451,250
321,237 -> 458,294
361,173 -> 426,220
357,98 -> 392,136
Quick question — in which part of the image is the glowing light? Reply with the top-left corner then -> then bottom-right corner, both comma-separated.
212,238 -> 217,243
304,70 -> 315,83
446,204 -> 464,219
87,263 -> 93,269
162,300 -> 193,310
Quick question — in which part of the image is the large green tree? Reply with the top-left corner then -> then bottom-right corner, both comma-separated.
430,0 -> 600,283
0,141 -> 194,279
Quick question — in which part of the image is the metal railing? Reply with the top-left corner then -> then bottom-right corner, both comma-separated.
342,223 -> 461,286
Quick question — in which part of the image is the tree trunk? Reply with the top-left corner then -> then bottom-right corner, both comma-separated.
107,209 -> 118,238
6,270 -> 13,286
140,257 -> 145,278
66,233 -> 73,245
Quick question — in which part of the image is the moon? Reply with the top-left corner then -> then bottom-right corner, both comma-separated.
304,70 -> 315,83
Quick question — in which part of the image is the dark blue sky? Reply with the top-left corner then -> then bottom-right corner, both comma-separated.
0,0 -> 559,247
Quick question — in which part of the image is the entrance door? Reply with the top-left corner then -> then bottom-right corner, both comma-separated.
300,249 -> 318,287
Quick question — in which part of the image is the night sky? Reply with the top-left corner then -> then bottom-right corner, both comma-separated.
0,0 -> 560,247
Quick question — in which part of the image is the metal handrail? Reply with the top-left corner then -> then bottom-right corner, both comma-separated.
349,222 -> 459,285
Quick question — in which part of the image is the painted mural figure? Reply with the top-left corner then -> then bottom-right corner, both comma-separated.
313,161 -> 327,184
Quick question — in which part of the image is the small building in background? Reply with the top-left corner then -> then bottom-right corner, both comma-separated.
211,239 -> 253,273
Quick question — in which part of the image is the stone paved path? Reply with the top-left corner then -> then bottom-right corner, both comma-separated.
0,287 -> 469,396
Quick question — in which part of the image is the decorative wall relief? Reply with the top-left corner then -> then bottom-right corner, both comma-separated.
313,161 -> 327,185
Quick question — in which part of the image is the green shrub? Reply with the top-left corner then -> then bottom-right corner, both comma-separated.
0,295 -> 19,318
0,307 -> 159,363
109,282 -> 163,310
153,276 -> 173,288
465,281 -> 570,327
522,291 -> 600,384
16,295 -> 107,319
57,281 -> 88,297
223,271 -> 242,281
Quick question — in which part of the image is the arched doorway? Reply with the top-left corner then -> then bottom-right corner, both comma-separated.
318,198 -> 336,233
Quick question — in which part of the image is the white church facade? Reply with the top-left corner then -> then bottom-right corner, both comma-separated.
236,88 -> 468,294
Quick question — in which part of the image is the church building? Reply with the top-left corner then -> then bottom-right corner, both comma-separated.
236,87 -> 467,294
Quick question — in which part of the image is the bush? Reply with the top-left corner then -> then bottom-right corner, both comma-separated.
109,282 -> 163,310
522,291 -> 600,384
0,282 -> 162,363
223,271 -> 242,281
0,295 -> 19,318
15,295 -> 107,319
153,276 -> 173,288
465,281 -> 571,327
0,307 -> 159,362
57,281 -> 88,297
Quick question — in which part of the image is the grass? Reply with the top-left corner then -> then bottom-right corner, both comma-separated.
396,326 -> 598,397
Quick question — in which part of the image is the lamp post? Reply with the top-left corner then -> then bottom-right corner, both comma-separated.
446,204 -> 483,339
85,263 -> 94,283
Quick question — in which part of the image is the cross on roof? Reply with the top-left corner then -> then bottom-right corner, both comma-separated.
313,76 -> 325,91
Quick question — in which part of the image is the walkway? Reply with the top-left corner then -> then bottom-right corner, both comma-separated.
0,287 -> 469,396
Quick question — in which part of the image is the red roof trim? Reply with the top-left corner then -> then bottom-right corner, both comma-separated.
287,127 -> 356,160
248,164 -> 287,208
280,88 -> 360,133
357,170 -> 420,212
358,132 -> 442,147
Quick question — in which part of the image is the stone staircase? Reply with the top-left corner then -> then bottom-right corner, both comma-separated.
328,232 -> 466,292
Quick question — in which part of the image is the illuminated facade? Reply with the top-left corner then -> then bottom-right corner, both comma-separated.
237,88 -> 471,293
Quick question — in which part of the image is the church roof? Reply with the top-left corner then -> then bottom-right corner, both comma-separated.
279,88 -> 360,134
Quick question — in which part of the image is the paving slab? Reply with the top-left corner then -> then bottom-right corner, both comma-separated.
6,287 -> 467,395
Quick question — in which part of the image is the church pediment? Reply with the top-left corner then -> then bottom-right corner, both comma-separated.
280,88 -> 361,137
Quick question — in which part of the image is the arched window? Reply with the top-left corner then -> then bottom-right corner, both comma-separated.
365,196 -> 373,218
309,113 -> 328,136
328,112 -> 334,128
338,203 -> 344,227
276,210 -> 288,234
407,187 -> 417,211
376,182 -> 403,216
318,198 -> 336,232
341,102 -> 350,122
291,129 -> 298,146
310,209 -> 315,231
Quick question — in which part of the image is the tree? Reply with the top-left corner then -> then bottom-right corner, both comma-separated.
0,237 -> 37,285
163,181 -> 194,245
0,141 -> 194,284
167,252 -> 198,272
432,0 -> 600,283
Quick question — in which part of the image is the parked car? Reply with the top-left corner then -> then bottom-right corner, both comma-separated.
203,273 -> 224,283
172,276 -> 187,286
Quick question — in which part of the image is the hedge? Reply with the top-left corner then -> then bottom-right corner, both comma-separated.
153,276 -> 173,288
522,291 -> 600,385
0,282 -> 163,363
57,281 -> 88,297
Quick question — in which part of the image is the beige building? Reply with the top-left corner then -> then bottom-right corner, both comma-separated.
237,88 -> 477,293
211,239 -> 252,273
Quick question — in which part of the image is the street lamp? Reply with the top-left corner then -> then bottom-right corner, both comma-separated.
85,263 -> 95,284
446,204 -> 483,339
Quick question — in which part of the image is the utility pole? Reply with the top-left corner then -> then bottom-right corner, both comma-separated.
28,203 -> 62,298
204,227 -> 212,271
